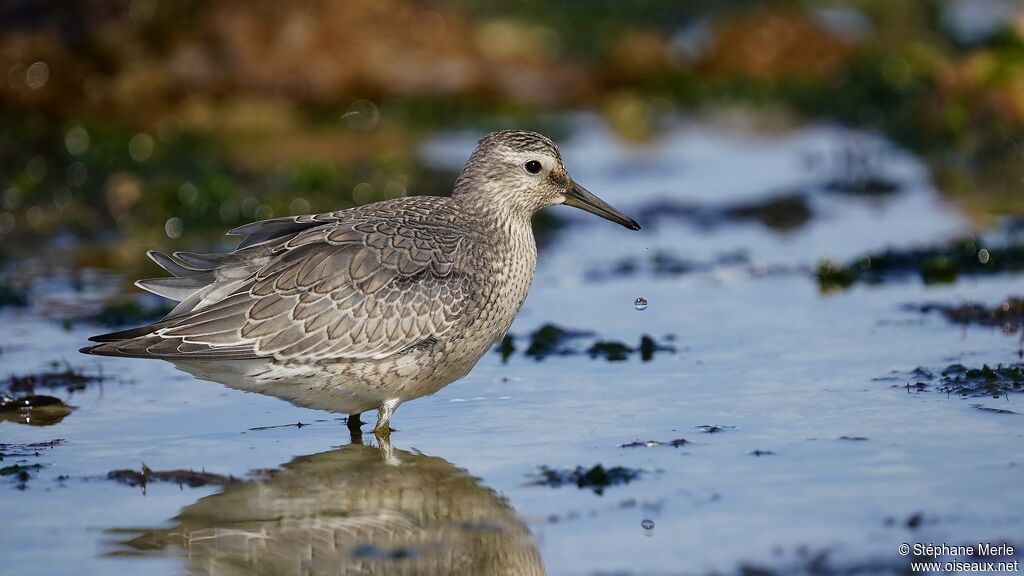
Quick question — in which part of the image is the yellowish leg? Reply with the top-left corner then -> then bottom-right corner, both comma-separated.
373,399 -> 400,436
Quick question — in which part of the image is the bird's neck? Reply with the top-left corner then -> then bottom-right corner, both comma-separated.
455,192 -> 536,243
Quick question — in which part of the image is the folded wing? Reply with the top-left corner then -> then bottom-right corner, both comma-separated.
84,212 -> 470,362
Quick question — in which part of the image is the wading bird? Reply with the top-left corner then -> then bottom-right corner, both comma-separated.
83,131 -> 640,435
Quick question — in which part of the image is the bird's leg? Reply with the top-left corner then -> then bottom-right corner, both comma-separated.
346,413 -> 363,444
346,412 -> 363,432
373,399 -> 400,436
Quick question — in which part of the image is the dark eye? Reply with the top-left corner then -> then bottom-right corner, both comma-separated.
524,160 -> 542,174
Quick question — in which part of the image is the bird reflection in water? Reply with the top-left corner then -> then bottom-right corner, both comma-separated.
108,432 -> 545,575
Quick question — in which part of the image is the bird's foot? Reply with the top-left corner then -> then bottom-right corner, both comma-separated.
373,399 -> 400,438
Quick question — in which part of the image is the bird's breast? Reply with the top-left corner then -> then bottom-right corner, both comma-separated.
458,221 -> 537,354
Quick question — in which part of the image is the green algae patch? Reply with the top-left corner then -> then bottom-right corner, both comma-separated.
938,364 -> 1024,398
1,363 -> 108,426
633,193 -> 814,233
92,300 -> 173,327
499,324 -> 675,362
816,239 -> 1024,292
1,463 -> 44,489
0,395 -> 73,426
523,324 -> 594,360
5,363 -> 108,394
910,297 -> 1024,333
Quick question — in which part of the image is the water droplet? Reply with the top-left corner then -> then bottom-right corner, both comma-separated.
634,297 -> 648,311
641,519 -> 654,530
978,249 -> 990,264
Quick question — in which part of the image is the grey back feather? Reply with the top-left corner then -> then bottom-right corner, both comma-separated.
86,197 -> 477,362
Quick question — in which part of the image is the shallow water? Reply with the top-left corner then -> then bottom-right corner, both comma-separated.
2,116 -> 1023,575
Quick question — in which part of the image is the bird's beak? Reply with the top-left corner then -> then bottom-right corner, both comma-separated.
563,180 -> 641,231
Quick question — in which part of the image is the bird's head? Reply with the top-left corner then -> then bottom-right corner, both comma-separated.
453,130 -> 640,230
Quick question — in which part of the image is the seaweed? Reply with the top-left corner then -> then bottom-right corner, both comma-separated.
938,364 -> 1024,398
502,324 -> 675,362
723,193 -> 813,231
0,394 -> 73,426
106,464 -> 239,490
529,464 -> 642,495
823,175 -> 900,196
910,297 -> 1024,333
523,324 -> 593,360
0,283 -> 28,308
92,300 -> 173,327
496,334 -> 516,363
586,250 -> 751,281
816,239 -> 1024,292
632,193 -> 813,233
696,425 -> 735,434
970,404 -> 1018,415
5,363 -> 107,394
1,463 -> 43,489
0,439 -> 64,459
587,341 -> 633,362
620,438 -> 689,448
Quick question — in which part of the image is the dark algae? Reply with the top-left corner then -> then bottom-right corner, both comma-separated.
529,464 -> 642,495
500,324 -> 674,362
632,193 -> 813,233
5,363 -> 107,394
523,324 -> 592,360
0,283 -> 28,308
938,364 -> 1024,398
0,363 -> 107,426
817,239 -> 1024,292
0,439 -> 64,459
1,463 -> 43,489
587,341 -> 632,362
0,394 -> 72,426
696,425 -> 736,434
92,300 -> 173,327
910,297 -> 1024,333
106,464 -> 239,489
620,438 -> 689,448
586,250 -> 751,281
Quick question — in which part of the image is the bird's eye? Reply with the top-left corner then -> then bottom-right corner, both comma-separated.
524,160 -> 542,174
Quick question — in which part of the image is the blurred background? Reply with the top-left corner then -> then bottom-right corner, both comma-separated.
3,0 -> 1024,256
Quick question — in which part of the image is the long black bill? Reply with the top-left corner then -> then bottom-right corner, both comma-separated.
563,181 -> 641,231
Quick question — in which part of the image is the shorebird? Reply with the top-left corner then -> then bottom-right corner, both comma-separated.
82,130 -> 640,434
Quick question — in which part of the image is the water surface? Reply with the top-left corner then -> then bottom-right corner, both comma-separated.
2,117 -> 1022,575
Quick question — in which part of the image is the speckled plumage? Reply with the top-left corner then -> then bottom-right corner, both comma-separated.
83,130 -> 638,433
